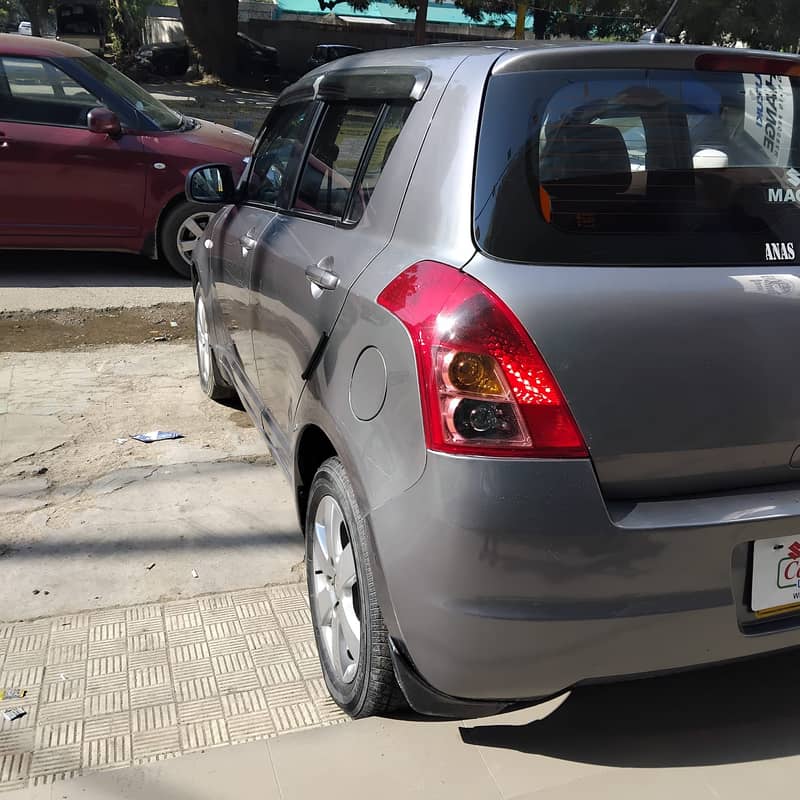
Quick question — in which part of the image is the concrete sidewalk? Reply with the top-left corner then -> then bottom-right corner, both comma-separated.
3,642 -> 798,800
0,343 -> 303,619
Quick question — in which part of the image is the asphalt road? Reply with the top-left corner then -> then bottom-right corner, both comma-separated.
0,251 -> 191,312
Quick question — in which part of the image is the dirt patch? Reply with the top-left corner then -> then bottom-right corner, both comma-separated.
229,410 -> 254,428
0,303 -> 193,352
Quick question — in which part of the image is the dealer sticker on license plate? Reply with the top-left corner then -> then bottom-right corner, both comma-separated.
752,535 -> 800,615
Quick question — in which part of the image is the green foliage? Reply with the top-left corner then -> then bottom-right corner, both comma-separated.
106,0 -> 147,57
454,0 -> 800,49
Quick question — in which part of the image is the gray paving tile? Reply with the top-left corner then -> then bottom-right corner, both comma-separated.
171,659 -> 214,683
270,702 -> 320,733
125,605 -> 162,624
130,684 -> 174,709
216,670 -> 261,693
36,700 -> 84,725
34,720 -> 83,749
180,719 -> 229,752
177,697 -> 224,725
82,734 -> 131,771
198,594 -> 234,611
29,745 -> 81,777
0,753 -> 30,787
83,713 -> 130,740
207,636 -> 249,657
131,703 -> 177,733
227,710 -> 276,743
84,690 -> 129,716
0,584 -> 346,793
131,727 -> 180,761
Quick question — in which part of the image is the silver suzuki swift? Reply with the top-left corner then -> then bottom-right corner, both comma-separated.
188,40 -> 800,718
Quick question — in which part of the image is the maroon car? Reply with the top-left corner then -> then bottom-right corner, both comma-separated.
0,34 -> 253,276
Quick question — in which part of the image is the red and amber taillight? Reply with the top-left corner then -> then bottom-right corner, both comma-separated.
377,261 -> 588,458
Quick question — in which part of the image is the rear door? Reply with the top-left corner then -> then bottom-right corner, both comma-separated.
246,66 -> 434,467
251,100 -> 413,466
469,52 -> 800,498
0,55 -> 145,242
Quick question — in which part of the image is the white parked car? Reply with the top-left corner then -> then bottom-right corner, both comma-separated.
17,21 -> 32,35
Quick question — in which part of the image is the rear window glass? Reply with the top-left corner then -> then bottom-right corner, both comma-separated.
474,69 -> 800,265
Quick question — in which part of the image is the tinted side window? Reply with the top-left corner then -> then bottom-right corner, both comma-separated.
348,104 -> 411,223
294,103 -> 383,219
247,101 -> 315,207
0,57 -> 100,126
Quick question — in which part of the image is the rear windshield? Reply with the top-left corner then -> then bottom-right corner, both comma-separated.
474,68 -> 800,266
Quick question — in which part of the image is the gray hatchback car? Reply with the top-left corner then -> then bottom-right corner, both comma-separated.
188,41 -> 800,718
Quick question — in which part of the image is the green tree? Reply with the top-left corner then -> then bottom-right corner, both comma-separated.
176,0 -> 238,81
107,0 -> 147,58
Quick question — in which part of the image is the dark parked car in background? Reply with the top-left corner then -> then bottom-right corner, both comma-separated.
135,40 -> 191,77
236,32 -> 280,84
307,44 -> 363,72
55,2 -> 105,56
188,41 -> 800,720
0,34 -> 252,276
136,34 -> 279,85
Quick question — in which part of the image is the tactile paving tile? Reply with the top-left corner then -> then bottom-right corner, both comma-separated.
0,581 -> 347,791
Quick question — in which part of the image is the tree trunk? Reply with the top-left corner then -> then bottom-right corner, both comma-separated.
414,0 -> 429,45
514,1 -> 527,39
20,0 -> 46,36
533,4 -> 550,39
177,0 -> 238,83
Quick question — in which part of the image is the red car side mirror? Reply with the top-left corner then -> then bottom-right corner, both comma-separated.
87,107 -> 122,139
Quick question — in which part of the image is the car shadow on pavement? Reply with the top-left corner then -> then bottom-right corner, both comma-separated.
0,251 -> 187,287
460,647 -> 800,767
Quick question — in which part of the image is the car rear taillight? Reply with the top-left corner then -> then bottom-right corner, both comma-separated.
377,261 -> 588,458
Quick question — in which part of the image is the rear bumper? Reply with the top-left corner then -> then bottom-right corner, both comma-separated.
366,452 -> 800,706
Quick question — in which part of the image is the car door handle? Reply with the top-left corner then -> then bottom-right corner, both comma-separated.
0,133 -> 8,150
305,257 -> 340,291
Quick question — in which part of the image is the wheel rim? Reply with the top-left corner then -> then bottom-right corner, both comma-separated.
311,495 -> 361,684
177,212 -> 213,266
196,293 -> 211,387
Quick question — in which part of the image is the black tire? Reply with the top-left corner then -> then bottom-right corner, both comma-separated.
160,200 -> 220,279
194,283 -> 234,402
306,457 -> 405,718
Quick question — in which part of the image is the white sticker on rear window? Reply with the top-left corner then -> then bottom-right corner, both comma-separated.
732,274 -> 800,297
744,74 -> 795,167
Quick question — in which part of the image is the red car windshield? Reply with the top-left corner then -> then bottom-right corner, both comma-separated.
76,55 -> 183,131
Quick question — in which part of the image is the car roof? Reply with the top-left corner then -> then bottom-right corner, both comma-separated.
0,32 -> 88,58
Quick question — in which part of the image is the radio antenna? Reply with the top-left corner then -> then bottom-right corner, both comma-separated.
640,0 -> 681,43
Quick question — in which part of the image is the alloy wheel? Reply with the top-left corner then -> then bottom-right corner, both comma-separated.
195,292 -> 211,388
177,212 -> 213,267
311,495 -> 361,684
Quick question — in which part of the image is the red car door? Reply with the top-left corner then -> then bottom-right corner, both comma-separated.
0,56 -> 146,245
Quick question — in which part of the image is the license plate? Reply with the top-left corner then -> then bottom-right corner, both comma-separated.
752,535 -> 800,616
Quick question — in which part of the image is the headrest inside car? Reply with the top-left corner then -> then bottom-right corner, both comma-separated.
540,123 -> 632,198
